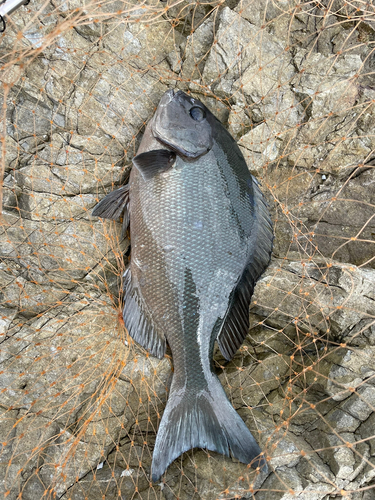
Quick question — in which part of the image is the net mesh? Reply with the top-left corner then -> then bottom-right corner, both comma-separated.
0,0 -> 374,498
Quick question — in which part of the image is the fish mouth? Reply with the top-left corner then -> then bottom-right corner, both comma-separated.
154,134 -> 203,159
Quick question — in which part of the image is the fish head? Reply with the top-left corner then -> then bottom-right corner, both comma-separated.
152,90 -> 214,158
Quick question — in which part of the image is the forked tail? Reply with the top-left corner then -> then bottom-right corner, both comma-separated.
151,376 -> 267,482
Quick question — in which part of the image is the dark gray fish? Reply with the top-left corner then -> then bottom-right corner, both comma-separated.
92,90 -> 273,481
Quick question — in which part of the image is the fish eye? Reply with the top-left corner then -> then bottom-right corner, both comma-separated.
190,106 -> 206,122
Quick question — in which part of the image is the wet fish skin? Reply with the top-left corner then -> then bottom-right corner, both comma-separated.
92,89 -> 273,481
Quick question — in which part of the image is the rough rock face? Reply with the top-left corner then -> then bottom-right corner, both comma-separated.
0,1 -> 374,499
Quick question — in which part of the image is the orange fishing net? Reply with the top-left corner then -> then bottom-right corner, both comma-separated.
0,1 -> 374,498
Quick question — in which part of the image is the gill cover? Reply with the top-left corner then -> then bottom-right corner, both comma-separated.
152,90 -> 214,158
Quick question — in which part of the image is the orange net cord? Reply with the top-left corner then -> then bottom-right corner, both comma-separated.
0,1 -> 374,499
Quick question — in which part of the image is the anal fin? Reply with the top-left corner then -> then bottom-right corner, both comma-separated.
123,267 -> 166,359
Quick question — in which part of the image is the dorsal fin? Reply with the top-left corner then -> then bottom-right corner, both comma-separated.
132,149 -> 176,180
217,178 -> 273,361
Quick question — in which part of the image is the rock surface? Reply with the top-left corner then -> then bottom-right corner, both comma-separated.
0,1 -> 374,499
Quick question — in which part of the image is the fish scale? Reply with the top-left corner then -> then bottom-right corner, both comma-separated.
92,89 -> 273,481
130,151 -> 248,380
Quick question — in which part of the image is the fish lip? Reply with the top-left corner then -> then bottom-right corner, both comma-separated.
154,134 -> 203,159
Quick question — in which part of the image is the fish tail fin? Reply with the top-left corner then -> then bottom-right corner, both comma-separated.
151,377 -> 267,482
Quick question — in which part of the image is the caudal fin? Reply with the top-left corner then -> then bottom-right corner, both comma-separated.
151,377 -> 267,482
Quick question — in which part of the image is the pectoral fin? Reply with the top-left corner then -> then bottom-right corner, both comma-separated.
132,150 -> 176,180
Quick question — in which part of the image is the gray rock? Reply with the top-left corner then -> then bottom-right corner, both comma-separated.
170,450 -> 267,500
60,465 -> 150,500
235,0 -> 294,44
289,168 -> 375,269
202,8 -> 258,96
0,299 -> 161,498
359,413 -> 375,457
0,410 -> 61,500
255,464 -> 334,499
238,122 -> 285,175
0,211 -> 128,285
1,1 -> 375,499
252,260 -> 375,338
286,49 -> 369,175
341,386 -> 375,422
182,17 -> 214,82
228,104 -> 253,140
223,353 -> 291,408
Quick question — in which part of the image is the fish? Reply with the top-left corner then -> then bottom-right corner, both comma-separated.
92,89 -> 273,481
